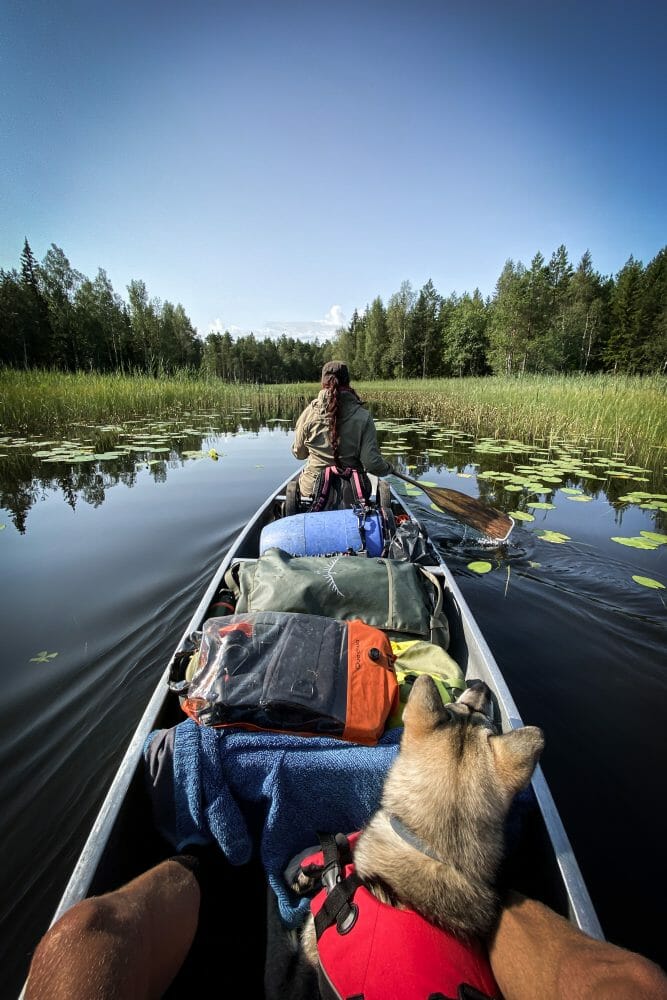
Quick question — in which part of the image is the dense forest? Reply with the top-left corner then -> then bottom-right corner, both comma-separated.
1,240 -> 665,381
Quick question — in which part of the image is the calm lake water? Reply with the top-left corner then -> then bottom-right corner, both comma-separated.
1,408 -> 666,994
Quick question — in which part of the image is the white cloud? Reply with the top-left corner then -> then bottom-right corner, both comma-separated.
324,304 -> 345,327
210,305 -> 348,343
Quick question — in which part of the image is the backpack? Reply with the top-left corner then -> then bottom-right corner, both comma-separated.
225,548 -> 449,644
310,466 -> 372,512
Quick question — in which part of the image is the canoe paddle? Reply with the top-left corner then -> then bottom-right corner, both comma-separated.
391,471 -> 515,542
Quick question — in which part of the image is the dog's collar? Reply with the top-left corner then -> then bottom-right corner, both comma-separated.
387,813 -> 446,864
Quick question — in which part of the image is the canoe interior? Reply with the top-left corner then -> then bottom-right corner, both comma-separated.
26,474 -> 602,999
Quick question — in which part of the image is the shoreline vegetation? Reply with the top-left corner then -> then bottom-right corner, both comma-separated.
3,241 -> 666,382
1,369 -> 665,470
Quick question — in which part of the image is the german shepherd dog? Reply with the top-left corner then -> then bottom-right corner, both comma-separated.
293,674 -> 544,971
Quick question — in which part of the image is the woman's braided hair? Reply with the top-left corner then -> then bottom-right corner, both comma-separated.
322,367 -> 363,467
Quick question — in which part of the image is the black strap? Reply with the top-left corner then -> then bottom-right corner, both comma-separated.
355,506 -> 368,553
313,833 -> 360,939
314,871 -> 363,938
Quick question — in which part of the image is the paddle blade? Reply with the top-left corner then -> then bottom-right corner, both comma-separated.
421,484 -> 514,541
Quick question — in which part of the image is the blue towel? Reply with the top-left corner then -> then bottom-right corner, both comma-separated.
143,721 -> 401,926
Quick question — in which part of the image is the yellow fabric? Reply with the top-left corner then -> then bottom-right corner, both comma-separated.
388,639 -> 465,728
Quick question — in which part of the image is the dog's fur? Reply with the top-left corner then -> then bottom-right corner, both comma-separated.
295,674 -> 544,967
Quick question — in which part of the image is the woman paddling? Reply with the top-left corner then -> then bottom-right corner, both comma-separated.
291,360 -> 394,501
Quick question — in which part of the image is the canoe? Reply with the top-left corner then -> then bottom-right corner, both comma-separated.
23,472 -> 603,997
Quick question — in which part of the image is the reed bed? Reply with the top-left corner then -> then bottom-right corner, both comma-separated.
0,369 -> 312,432
361,374 -> 667,465
1,369 -> 664,468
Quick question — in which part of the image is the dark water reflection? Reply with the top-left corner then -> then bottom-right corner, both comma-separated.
1,410 -> 665,994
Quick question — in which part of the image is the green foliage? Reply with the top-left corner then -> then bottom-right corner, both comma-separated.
1,239 -> 666,380
442,289 -> 489,377
408,279 -> 442,378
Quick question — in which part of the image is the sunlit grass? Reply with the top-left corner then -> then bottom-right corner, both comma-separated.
1,369 -> 665,469
360,374 -> 666,468
0,369 -> 314,432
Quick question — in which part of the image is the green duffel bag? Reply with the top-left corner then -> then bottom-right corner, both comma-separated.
225,547 -> 448,642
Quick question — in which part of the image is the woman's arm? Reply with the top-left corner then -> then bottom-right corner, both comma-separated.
291,406 -> 311,460
358,415 -> 393,477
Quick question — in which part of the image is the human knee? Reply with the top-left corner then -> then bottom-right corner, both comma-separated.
34,895 -> 127,958
26,899 -> 109,997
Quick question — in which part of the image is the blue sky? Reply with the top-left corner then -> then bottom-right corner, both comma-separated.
2,0 -> 665,341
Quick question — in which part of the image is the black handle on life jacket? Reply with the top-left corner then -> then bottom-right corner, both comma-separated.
314,832 -> 361,938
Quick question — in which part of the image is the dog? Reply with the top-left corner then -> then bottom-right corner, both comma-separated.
292,674 -> 544,991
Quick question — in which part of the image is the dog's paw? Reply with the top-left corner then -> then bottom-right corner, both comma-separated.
290,867 -> 319,895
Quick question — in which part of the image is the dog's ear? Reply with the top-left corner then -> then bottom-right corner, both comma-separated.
490,726 -> 544,796
402,674 -> 446,738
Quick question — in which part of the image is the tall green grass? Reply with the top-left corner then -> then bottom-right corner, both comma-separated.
0,369 -> 313,432
361,374 -> 667,464
2,368 -> 665,467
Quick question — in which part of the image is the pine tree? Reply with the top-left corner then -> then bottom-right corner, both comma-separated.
19,238 -> 52,366
604,256 -> 644,372
638,247 -> 667,373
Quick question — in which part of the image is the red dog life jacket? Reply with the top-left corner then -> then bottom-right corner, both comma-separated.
300,833 -> 499,1000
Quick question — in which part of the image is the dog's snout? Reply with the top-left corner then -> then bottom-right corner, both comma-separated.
456,679 -> 492,716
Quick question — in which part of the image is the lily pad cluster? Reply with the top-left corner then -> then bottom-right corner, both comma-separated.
0,419 -> 228,472
377,423 -> 665,595
616,491 -> 667,512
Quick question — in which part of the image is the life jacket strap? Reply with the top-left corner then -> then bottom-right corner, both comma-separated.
314,871 -> 363,939
314,832 -> 362,939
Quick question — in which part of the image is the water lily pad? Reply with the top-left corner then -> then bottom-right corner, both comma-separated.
468,561 -> 493,574
610,536 -> 659,550
508,511 -> 535,522
537,530 -> 571,544
527,502 -> 556,510
640,532 -> 667,545
561,487 -> 583,495
632,576 -> 665,590
504,484 -> 523,492
565,495 -> 593,502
